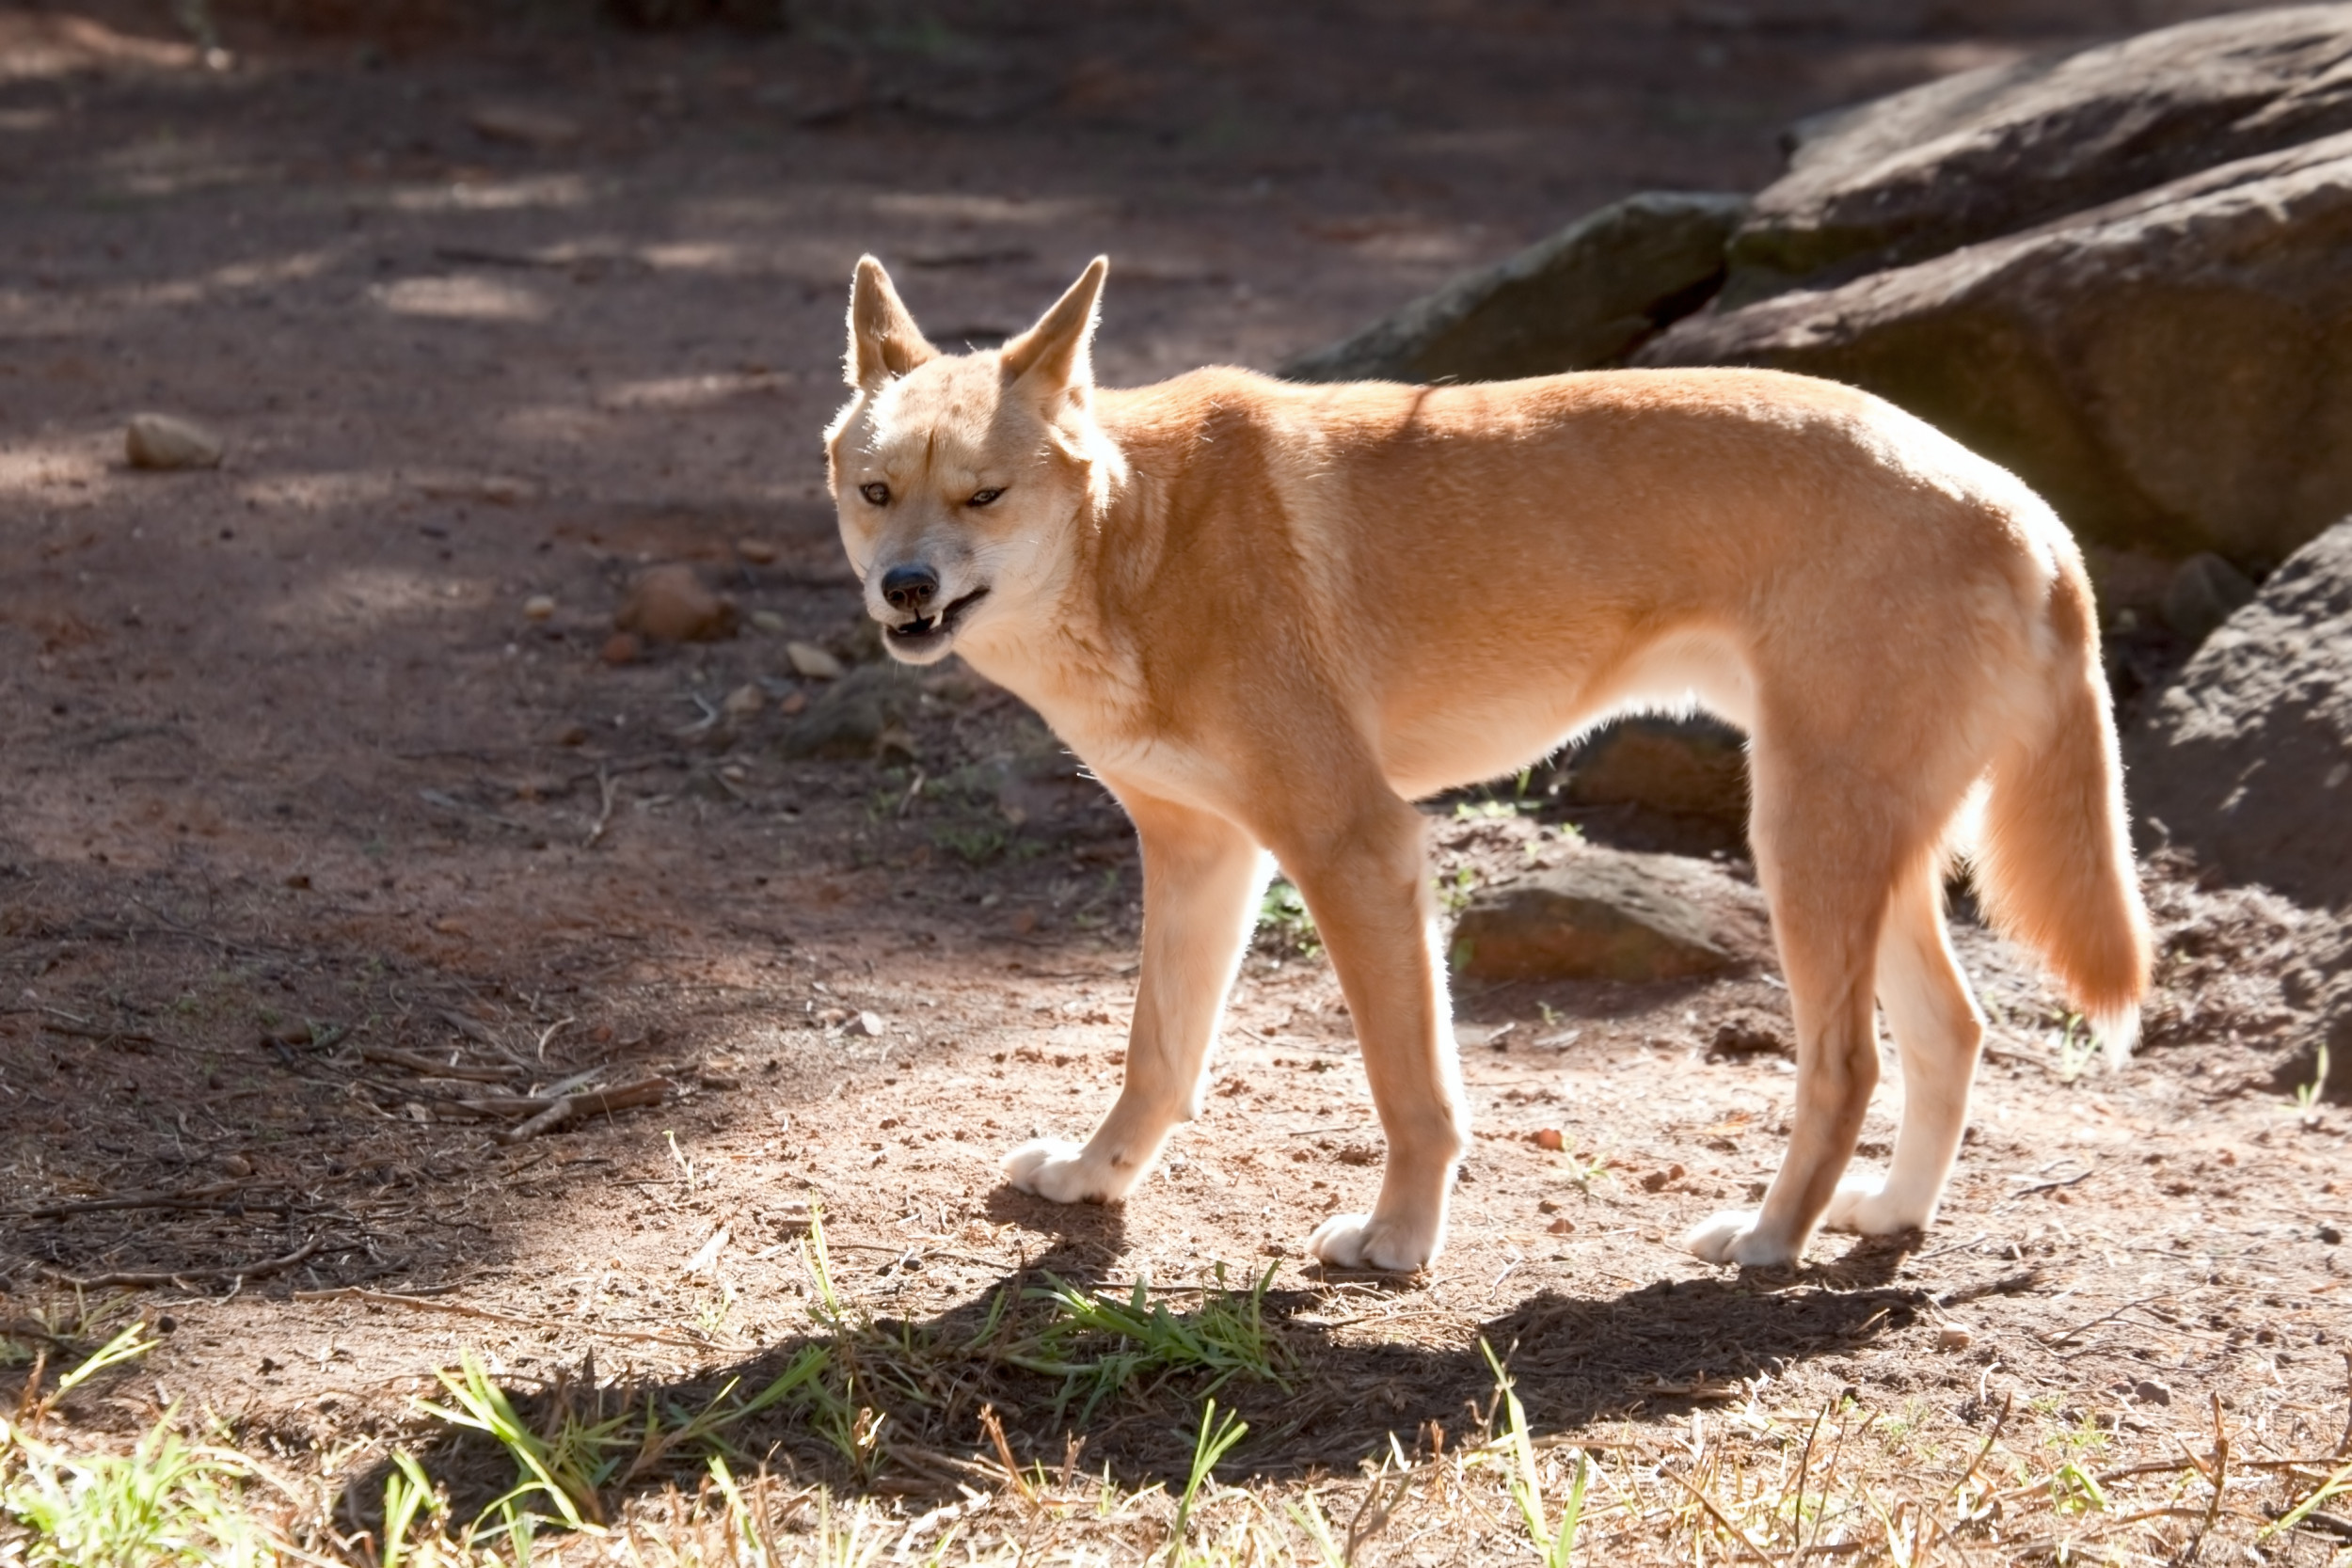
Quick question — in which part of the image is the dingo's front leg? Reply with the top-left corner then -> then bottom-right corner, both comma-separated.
1003,793 -> 1266,1206
1278,796 -> 1468,1273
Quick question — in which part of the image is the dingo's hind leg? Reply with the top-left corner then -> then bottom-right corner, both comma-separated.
1685,750 -> 1898,1267
1279,791 -> 1467,1273
1003,794 -> 1265,1205
1823,865 -> 1984,1236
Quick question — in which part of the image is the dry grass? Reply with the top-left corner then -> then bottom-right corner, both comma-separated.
8,1227 -> 2351,1567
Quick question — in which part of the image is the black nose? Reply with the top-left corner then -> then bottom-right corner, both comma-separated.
880,564 -> 939,614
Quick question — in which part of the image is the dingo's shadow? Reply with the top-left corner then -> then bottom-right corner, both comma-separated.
334,1249 -> 1925,1535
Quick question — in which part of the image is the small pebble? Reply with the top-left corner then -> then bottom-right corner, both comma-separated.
125,413 -> 225,470
1533,1128 -> 1565,1151
850,1011 -> 887,1037
787,641 -> 846,680
1934,1325 -> 1973,1352
722,682 -> 764,720
2132,1377 -> 2174,1406
750,610 -> 787,635
779,689 -> 809,716
220,1154 -> 253,1178
737,537 -> 780,564
1546,1216 -> 1576,1235
601,632 -> 641,665
523,594 -> 557,621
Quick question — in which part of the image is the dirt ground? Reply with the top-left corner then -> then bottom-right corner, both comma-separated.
3,0 -> 2348,1560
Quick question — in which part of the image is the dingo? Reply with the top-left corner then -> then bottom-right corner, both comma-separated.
823,256 -> 2150,1273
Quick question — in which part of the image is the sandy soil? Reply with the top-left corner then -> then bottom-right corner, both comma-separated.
2,0 -> 2346,1549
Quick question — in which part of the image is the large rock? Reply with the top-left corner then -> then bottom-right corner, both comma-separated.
1639,131 -> 2352,562
1279,192 -> 1748,385
1724,6 -> 2352,306
2126,519 -> 2352,910
1449,847 -> 1772,985
1562,717 -> 1750,832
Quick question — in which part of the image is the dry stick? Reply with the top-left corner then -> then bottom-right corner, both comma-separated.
496,1078 -> 668,1144
2182,1390 -> 2233,1563
358,1045 -> 521,1083
40,1234 -> 325,1291
584,764 -> 618,847
4,1179 -> 253,1221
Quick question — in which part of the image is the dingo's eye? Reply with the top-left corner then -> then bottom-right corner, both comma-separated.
859,482 -> 890,506
967,488 -> 1004,508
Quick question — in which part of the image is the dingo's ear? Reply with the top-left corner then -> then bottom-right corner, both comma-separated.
846,256 -> 937,391
1000,257 -> 1107,396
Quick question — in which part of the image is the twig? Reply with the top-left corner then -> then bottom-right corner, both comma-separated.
358,1045 -> 520,1083
39,1235 -> 325,1291
534,1016 -> 575,1061
2184,1392 -> 2231,1562
2041,1292 -> 2177,1347
495,1077 -> 668,1143
584,764 -> 618,847
4,1180 -> 253,1220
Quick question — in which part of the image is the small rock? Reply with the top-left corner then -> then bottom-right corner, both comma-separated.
787,640 -> 846,680
2320,1223 -> 2344,1244
556,722 -> 590,745
468,103 -> 582,149
2131,1377 -> 2174,1406
850,1010 -> 887,1037
1533,1128 -> 1565,1151
522,594 -> 557,622
775,663 -> 920,759
615,564 -> 737,643
601,632 -> 641,666
219,1153 -> 253,1178
1710,1014 -> 1790,1058
737,537 -> 779,564
1640,1164 -> 1687,1193
1009,908 -> 1040,936
722,682 -> 765,720
125,413 -> 225,470
2160,552 -> 2256,644
1547,1216 -> 1577,1235
750,610 -> 787,635
778,689 -> 808,716
1934,1325 -> 1974,1352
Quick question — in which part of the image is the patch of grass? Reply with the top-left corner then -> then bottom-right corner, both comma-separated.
1255,877 -> 1320,958
1009,1263 -> 1286,1423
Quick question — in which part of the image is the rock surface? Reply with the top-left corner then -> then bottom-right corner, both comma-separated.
776,663 -> 920,761
1724,6 -> 2352,305
1449,846 -> 1772,984
1279,192 -> 1747,385
614,564 -> 737,643
2126,519 -> 2352,910
124,412 -> 224,470
1640,131 -> 2352,562
1562,717 -> 1750,832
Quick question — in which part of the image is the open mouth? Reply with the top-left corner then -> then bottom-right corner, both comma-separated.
884,585 -> 989,649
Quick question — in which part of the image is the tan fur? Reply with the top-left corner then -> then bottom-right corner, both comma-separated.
824,257 -> 2153,1271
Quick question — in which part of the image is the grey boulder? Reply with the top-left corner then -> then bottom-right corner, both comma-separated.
1449,846 -> 1772,985
1640,130 -> 2352,563
1279,192 -> 1747,386
1724,4 -> 2352,305
2125,519 -> 2352,910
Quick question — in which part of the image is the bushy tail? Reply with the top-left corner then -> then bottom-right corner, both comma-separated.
1973,569 -> 2153,1066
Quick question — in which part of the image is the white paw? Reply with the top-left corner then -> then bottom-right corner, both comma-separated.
1821,1172 -> 1929,1235
1001,1138 -> 1126,1205
1307,1212 -> 1439,1273
1682,1209 -> 1800,1267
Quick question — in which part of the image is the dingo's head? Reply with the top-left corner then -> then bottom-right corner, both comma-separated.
824,255 -> 1118,666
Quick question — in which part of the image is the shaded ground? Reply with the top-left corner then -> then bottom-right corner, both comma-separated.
2,0 -> 2347,1560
